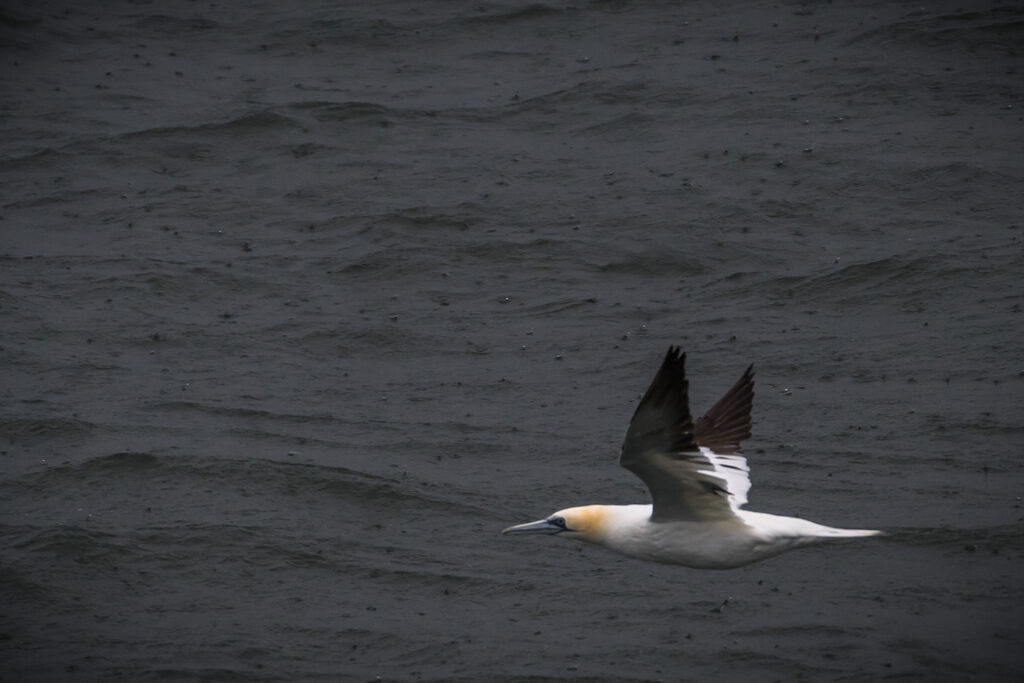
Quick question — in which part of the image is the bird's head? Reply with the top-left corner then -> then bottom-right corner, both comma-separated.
501,505 -> 611,543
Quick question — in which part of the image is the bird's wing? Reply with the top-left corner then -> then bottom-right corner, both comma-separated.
694,364 -> 754,454
693,363 -> 754,510
619,347 -> 755,522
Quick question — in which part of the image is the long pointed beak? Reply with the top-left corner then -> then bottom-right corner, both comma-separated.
502,518 -> 562,535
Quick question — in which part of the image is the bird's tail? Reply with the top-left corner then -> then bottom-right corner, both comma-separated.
813,526 -> 884,539
742,512 -> 883,541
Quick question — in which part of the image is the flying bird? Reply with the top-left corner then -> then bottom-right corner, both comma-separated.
502,347 -> 880,568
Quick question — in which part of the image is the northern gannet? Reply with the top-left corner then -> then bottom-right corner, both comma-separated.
502,347 -> 881,568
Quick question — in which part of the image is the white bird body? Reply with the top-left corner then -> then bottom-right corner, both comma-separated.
563,503 -> 878,569
503,348 -> 881,569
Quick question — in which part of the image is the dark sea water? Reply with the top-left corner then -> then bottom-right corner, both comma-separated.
2,1 -> 1023,681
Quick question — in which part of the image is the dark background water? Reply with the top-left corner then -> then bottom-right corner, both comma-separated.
2,1 -> 1023,681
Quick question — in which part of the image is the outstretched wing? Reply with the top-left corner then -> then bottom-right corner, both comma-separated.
695,364 -> 753,454
619,347 -> 755,522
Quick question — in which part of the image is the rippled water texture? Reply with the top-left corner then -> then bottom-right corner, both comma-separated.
2,1 -> 1023,681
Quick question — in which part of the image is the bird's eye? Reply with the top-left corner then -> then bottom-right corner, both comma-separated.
550,517 -> 567,529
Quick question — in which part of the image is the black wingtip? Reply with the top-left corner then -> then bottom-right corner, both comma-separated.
694,361 -> 755,453
628,345 -> 694,433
